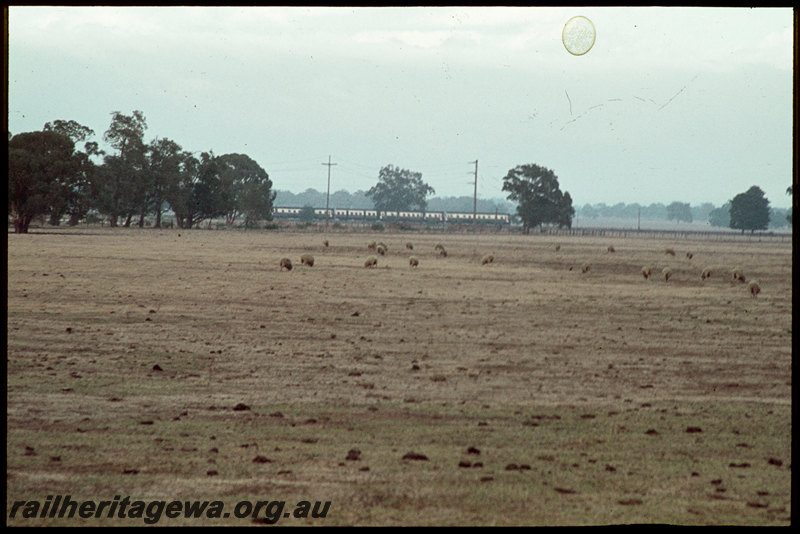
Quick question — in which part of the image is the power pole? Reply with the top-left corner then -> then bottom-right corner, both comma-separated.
470,159 -> 478,222
321,155 -> 337,228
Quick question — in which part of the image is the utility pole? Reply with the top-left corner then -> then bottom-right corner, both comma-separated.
470,159 -> 478,222
321,155 -> 337,228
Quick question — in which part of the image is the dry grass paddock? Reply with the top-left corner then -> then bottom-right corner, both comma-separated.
6,228 -> 792,526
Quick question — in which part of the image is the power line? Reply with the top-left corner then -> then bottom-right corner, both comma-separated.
469,160 -> 478,221
321,155 -> 337,228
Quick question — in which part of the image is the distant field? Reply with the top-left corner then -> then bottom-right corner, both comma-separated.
6,227 -> 792,526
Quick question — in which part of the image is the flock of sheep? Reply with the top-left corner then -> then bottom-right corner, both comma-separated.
278,239 -> 762,298
634,247 -> 761,298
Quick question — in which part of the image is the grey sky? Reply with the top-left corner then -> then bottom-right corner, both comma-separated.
7,6 -> 794,208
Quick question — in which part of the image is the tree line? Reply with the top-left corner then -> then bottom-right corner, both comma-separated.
577,195 -> 791,231
8,111 -> 276,233
8,111 -> 790,234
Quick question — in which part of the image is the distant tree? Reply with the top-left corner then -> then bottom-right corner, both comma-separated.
666,201 -> 693,224
145,137 -> 187,228
43,120 -> 95,145
96,110 -> 148,227
40,120 -> 98,226
164,151 -> 225,229
349,190 -> 376,210
769,208 -> 789,229
692,202 -> 715,224
708,202 -> 731,228
621,203 -> 641,219
501,163 -> 574,232
610,202 -> 627,218
238,178 -> 277,228
214,153 -> 274,226
729,186 -> 770,234
595,203 -> 611,218
367,164 -> 435,213
641,203 -> 667,220
299,205 -> 316,223
8,130 -> 88,233
579,204 -> 599,219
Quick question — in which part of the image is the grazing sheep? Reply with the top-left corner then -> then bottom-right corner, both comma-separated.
686,251 -> 693,260
300,253 -> 314,267
406,242 -> 414,250
368,241 -> 377,251
434,244 -> 445,252
481,254 -> 494,265
641,266 -> 652,280
378,241 -> 388,251
323,239 -> 329,247
581,263 -> 591,273
732,268 -> 746,283
439,247 -> 448,257
376,244 -> 386,256
409,256 -> 419,268
701,267 -> 712,280
364,256 -> 378,268
665,248 -> 676,256
607,245 -> 616,253
662,267 -> 672,282
748,280 -> 761,298
279,258 -> 293,271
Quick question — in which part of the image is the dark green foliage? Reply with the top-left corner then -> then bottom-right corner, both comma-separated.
501,163 -> 574,232
299,205 -> 316,223
366,165 -> 435,212
95,111 -> 149,227
215,153 -> 275,227
8,130 -> 92,233
729,186 -> 770,234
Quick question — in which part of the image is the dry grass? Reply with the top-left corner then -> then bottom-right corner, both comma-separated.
6,228 -> 792,526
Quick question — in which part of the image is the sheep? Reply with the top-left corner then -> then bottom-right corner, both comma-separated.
405,242 -> 414,250
481,254 -> 494,265
377,241 -> 388,251
368,241 -> 377,251
279,258 -> 293,271
376,244 -> 387,256
662,267 -> 672,282
581,263 -> 591,273
300,253 -> 314,267
732,268 -> 746,283
748,280 -> 761,298
323,239 -> 329,247
607,245 -> 616,253
434,244 -> 445,252
438,247 -> 448,257
641,266 -> 652,280
364,255 -> 378,268
409,256 -> 419,268
700,267 -> 712,280
664,248 -> 676,256
686,251 -> 693,260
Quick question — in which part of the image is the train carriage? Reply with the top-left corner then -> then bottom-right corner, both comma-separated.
272,206 -> 510,225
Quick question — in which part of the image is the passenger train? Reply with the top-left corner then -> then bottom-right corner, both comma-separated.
273,207 -> 511,224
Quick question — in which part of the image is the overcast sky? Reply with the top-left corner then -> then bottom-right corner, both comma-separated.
7,6 -> 794,208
